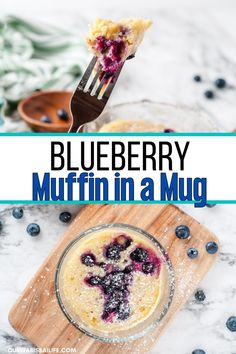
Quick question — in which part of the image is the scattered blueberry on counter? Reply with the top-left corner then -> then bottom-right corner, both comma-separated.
204,90 -> 215,99
59,211 -> 72,223
192,350 -> 206,354
175,225 -> 190,239
12,207 -> 24,219
192,74 -> 229,99
226,316 -> 236,332
187,247 -> 199,259
40,115 -> 51,123
193,75 -> 202,82
205,241 -> 218,254
26,223 -> 40,237
195,289 -> 206,302
57,109 -> 68,120
214,78 -> 227,89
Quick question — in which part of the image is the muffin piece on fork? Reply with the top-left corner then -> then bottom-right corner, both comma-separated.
86,18 -> 152,77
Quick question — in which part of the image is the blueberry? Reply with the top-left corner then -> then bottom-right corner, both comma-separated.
204,90 -> 215,99
102,271 -> 127,294
115,234 -> 132,250
206,204 -> 216,208
59,211 -> 72,223
0,220 -> 2,231
175,225 -> 190,239
110,271 -> 125,289
124,264 -> 134,273
193,75 -> 202,82
101,309 -> 113,321
57,109 -> 68,120
40,115 -> 51,123
117,302 -> 130,320
142,262 -> 155,274
26,223 -> 40,237
106,244 -> 121,260
192,350 -> 206,354
164,128 -> 175,133
195,289 -> 206,302
98,262 -> 106,269
130,247 -> 148,262
205,241 -> 218,254
87,276 -> 101,286
101,274 -> 113,293
187,247 -> 199,259
215,78 -> 226,89
12,207 -> 24,219
81,253 -> 96,267
106,290 -> 124,311
123,272 -> 133,286
226,316 -> 236,332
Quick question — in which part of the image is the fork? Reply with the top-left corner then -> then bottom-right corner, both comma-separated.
68,56 -> 124,133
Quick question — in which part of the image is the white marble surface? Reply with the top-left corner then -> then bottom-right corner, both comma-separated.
1,1 -> 236,353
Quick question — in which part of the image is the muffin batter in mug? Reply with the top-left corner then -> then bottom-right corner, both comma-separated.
57,226 -> 165,333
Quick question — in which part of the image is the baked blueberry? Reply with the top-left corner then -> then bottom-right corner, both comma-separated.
214,78 -> 226,89
110,271 -> 125,289
205,241 -> 218,254
87,276 -> 101,286
195,289 -> 206,302
98,262 -> 106,269
106,290 -> 124,311
187,247 -> 199,259
130,247 -> 148,262
12,207 -> 24,219
26,223 -> 40,236
101,308 -> 113,321
59,211 -> 72,223
164,128 -> 175,133
102,271 -> 127,294
123,272 -> 133,286
117,301 -> 130,320
124,264 -> 134,273
193,75 -> 202,82
175,225 -> 190,239
204,90 -> 214,99
81,253 -> 96,267
115,234 -> 132,250
142,262 -> 155,274
101,274 -> 112,293
57,109 -> 68,120
40,115 -> 51,123
226,316 -> 236,332
106,244 -> 121,260
192,350 -> 206,354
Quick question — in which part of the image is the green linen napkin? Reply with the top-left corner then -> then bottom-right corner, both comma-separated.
0,15 -> 89,102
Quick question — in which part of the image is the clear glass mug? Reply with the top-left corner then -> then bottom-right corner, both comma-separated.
55,223 -> 175,343
85,100 -> 218,132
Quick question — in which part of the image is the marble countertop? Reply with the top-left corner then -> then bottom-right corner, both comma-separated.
1,1 -> 236,353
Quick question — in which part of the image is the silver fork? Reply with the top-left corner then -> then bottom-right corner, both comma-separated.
68,56 -> 124,132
